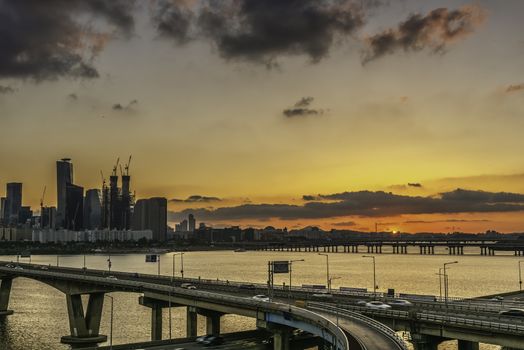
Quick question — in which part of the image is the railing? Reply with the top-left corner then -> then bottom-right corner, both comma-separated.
308,302 -> 409,350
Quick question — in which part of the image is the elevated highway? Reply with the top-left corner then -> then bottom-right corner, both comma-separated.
0,261 -> 406,350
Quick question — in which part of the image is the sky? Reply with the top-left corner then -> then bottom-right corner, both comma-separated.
1,0 -> 524,233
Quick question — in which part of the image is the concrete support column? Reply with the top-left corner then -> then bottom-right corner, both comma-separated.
273,330 -> 291,350
85,293 -> 104,337
61,293 -> 107,345
0,278 -> 13,316
411,335 -> 443,350
458,340 -> 480,350
205,314 -> 221,336
151,304 -> 163,341
186,306 -> 198,337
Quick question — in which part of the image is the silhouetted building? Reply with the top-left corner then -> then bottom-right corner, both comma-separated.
56,158 -> 73,228
84,189 -> 102,230
188,214 -> 196,232
18,206 -> 32,226
41,206 -> 56,229
109,174 -> 121,229
0,197 -> 6,226
121,174 -> 132,229
180,219 -> 188,232
6,182 -> 22,226
132,197 -> 167,241
65,183 -> 83,231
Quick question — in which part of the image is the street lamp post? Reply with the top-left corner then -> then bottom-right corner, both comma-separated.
108,254 -> 112,273
180,253 -> 185,279
56,255 -> 59,267
288,259 -> 305,303
443,261 -> 458,306
436,268 -> 444,302
318,253 -> 330,291
519,260 -> 524,291
105,294 -> 114,350
362,255 -> 377,297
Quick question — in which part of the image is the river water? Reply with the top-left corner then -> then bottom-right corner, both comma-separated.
0,247 -> 520,350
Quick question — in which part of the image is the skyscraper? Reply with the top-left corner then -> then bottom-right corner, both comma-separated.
65,183 -> 83,231
56,158 -> 73,228
84,189 -> 102,230
6,182 -> 22,226
0,197 -> 6,225
188,214 -> 196,232
131,197 -> 167,241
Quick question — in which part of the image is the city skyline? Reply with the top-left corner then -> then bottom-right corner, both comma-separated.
1,1 -> 524,233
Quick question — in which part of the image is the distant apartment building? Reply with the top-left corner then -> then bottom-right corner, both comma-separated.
84,189 -> 102,230
65,183 -> 84,231
56,158 -> 74,228
0,197 -> 6,225
188,214 -> 196,232
131,197 -> 167,241
6,182 -> 22,226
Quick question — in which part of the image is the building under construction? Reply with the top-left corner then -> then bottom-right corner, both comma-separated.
101,156 -> 134,230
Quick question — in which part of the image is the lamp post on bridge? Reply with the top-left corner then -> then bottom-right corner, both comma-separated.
362,255 -> 377,297
519,260 -> 524,291
318,253 -> 330,291
443,261 -> 458,306
288,259 -> 305,303
169,252 -> 184,339
436,268 -> 445,302
105,294 -> 114,350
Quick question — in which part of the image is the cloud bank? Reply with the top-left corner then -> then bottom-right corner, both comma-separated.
170,188 -> 524,222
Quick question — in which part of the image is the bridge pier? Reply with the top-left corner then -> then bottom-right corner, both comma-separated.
139,295 -> 177,341
0,278 -> 14,316
198,308 -> 223,336
61,292 -> 107,345
411,334 -> 444,350
458,340 -> 479,350
187,306 -> 198,337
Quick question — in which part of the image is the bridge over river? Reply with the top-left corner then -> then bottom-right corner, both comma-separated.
0,261 -> 523,350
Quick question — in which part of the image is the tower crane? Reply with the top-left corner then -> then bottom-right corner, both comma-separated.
124,155 -> 132,176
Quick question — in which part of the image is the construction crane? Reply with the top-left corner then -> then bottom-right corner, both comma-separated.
100,170 -> 106,187
40,186 -> 46,208
119,164 -> 124,177
112,157 -> 120,176
124,155 -> 132,176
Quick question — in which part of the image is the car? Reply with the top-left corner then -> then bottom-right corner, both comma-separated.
40,265 -> 49,270
14,266 -> 23,270
364,301 -> 392,310
387,299 -> 413,308
499,309 -> 524,317
239,283 -> 256,290
202,335 -> 224,346
181,283 -> 196,290
105,275 -> 118,280
252,295 -> 270,302
312,292 -> 333,299
5,264 -> 15,268
196,335 -> 212,343
490,296 -> 504,301
355,300 -> 368,306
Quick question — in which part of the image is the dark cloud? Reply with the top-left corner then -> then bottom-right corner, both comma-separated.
0,1 -> 136,81
404,219 -> 491,224
303,195 -> 320,201
153,0 -> 194,45
332,221 -> 357,227
156,0 -> 364,67
283,96 -> 325,118
0,85 -> 15,94
170,195 -> 222,203
506,84 -> 524,93
169,188 -> 524,222
408,183 -> 422,187
112,99 -> 138,112
363,5 -> 486,63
